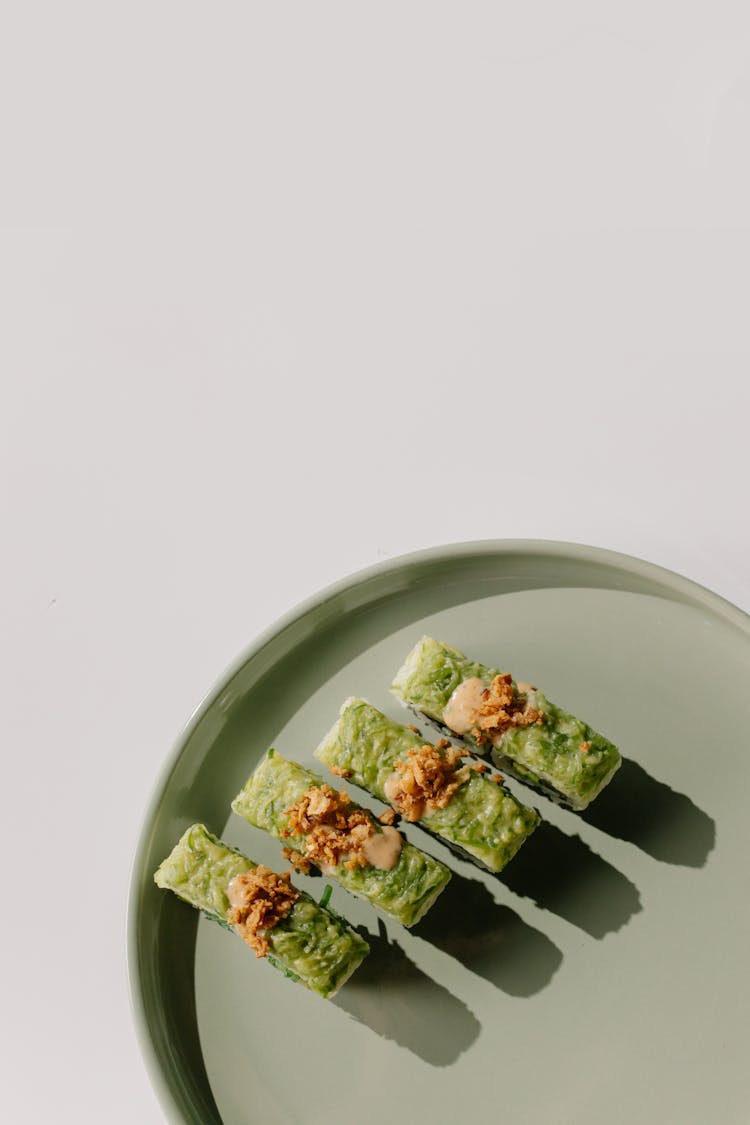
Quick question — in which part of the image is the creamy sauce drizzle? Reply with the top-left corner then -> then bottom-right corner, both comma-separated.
443,677 -> 486,733
362,825 -> 402,870
384,770 -> 424,821
383,772 -> 401,806
226,873 -> 248,910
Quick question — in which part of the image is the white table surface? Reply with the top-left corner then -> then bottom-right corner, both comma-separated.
2,5 -> 749,1122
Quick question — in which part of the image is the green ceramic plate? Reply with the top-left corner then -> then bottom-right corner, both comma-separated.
129,541 -> 750,1125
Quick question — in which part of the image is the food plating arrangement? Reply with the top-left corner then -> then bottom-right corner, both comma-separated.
155,636 -> 622,999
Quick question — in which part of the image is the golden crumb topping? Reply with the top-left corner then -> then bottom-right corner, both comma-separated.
282,784 -> 377,872
226,866 -> 299,958
472,674 -> 542,746
281,846 -> 313,875
378,807 -> 397,826
329,764 -> 352,778
385,743 -> 472,822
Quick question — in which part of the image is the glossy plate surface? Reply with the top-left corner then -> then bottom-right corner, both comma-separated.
129,541 -> 750,1125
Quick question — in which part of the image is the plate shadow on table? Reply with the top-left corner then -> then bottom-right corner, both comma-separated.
496,822 -> 642,938
413,874 -> 562,996
334,920 -> 480,1066
577,757 -> 716,867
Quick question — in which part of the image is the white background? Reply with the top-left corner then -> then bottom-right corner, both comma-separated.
2,4 -> 749,1122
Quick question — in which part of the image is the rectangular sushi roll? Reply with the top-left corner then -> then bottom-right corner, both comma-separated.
391,636 -> 621,810
154,823 -> 369,999
315,697 -> 540,873
231,750 -> 451,927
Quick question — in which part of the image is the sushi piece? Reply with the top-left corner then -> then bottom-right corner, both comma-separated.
154,823 -> 369,999
315,697 -> 540,873
391,637 -> 621,810
231,750 -> 451,927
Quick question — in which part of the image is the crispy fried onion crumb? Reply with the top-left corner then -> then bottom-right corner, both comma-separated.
378,807 -> 397,826
329,764 -> 352,778
472,674 -> 542,746
281,846 -> 313,875
282,784 -> 377,871
227,866 -> 299,958
387,743 -> 472,822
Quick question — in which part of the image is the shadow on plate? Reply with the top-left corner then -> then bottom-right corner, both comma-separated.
334,920 -> 480,1066
497,821 -> 641,938
578,757 -> 716,867
414,875 -> 562,995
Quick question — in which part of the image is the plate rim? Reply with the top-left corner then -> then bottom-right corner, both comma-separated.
127,537 -> 750,1124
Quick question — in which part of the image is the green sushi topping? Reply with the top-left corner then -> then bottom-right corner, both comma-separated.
231,752 -> 451,927
154,823 -> 369,998
315,697 -> 539,873
391,636 -> 621,809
